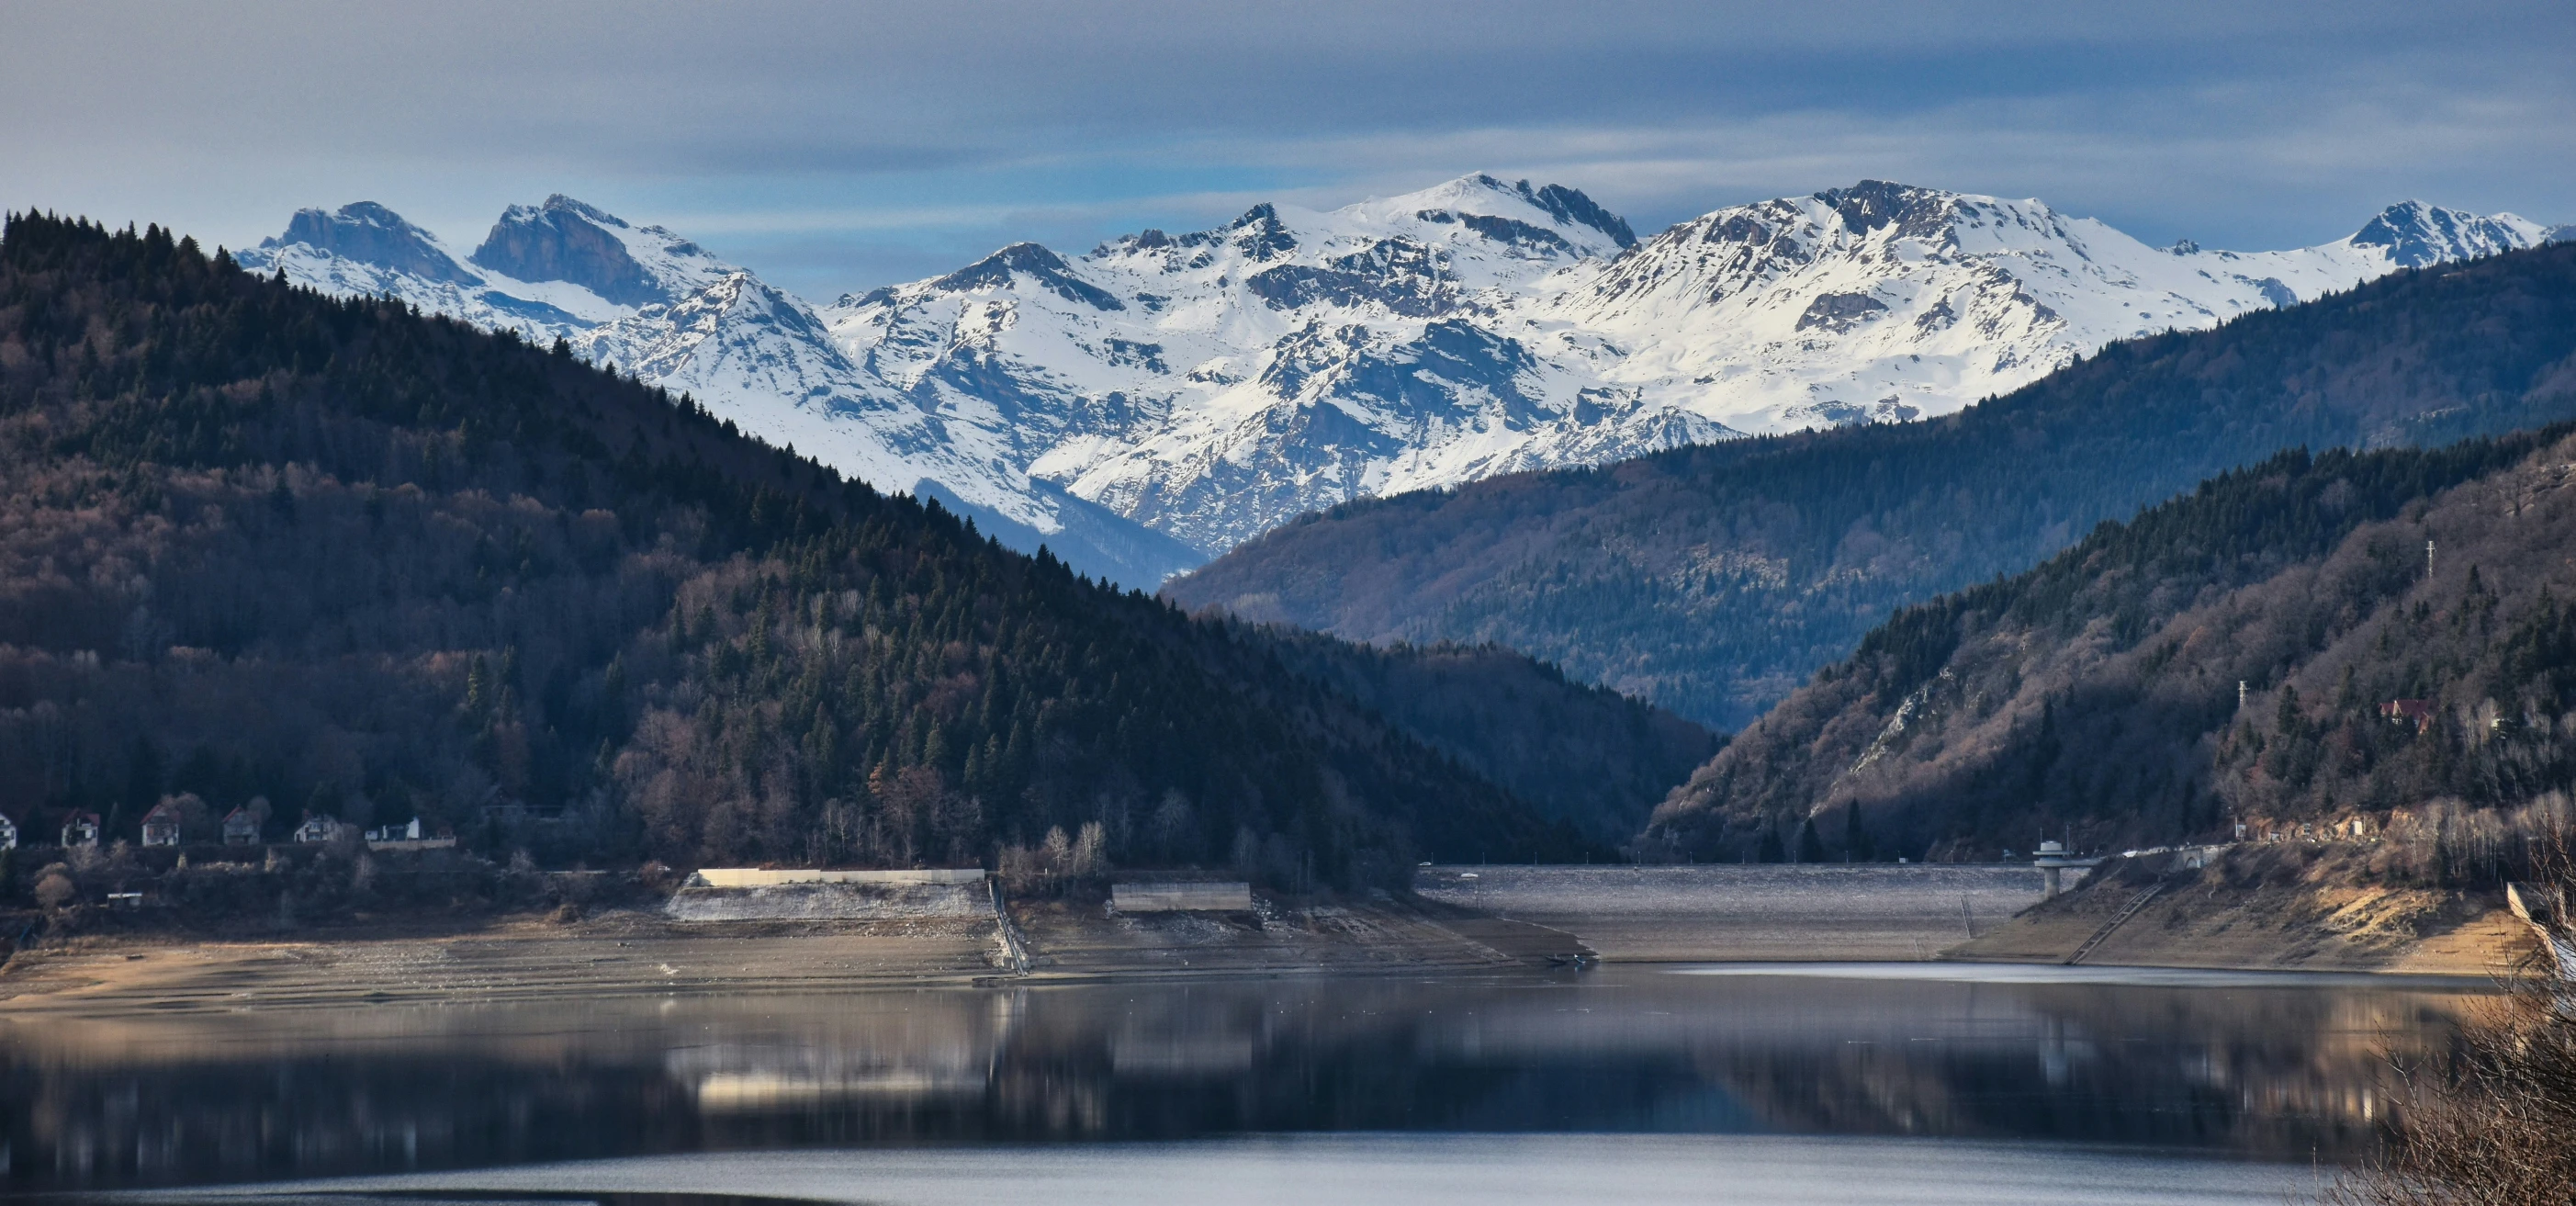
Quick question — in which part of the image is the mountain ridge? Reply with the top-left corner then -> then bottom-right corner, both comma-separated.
1642,423 -> 2576,864
1164,242 -> 2576,727
242,179 -> 2558,580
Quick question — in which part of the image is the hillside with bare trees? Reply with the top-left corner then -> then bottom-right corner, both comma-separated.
1648,426 -> 2576,883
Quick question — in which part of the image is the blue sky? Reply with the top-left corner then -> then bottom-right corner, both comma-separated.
4,0 -> 2568,299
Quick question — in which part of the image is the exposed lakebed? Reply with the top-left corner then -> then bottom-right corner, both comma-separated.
0,963 -> 2485,1203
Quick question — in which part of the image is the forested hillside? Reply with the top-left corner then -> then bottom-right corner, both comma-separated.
1166,243 -> 2576,728
0,213 -> 1601,889
1240,628 -> 1718,844
1646,427 -> 2576,873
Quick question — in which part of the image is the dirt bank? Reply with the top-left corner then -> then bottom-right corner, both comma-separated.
1952,844 -> 2540,975
0,889 -> 1575,1019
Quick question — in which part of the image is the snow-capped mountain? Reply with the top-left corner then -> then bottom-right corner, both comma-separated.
242,180 -> 2557,578
827,175 -> 1717,554
1536,183 -> 2556,431
239,197 -> 1202,589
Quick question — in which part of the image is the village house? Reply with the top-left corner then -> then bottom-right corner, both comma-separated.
61,810 -> 99,849
141,800 -> 185,848
0,813 -> 16,851
292,814 -> 340,844
2379,698 -> 2435,732
222,806 -> 262,846
364,817 -> 423,843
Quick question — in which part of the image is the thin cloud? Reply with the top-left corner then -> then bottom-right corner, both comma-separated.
2,0 -> 2564,293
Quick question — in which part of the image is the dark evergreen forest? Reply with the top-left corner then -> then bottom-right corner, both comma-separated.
0,213 -> 1610,889
1168,242 -> 2576,728
1649,427 -> 2576,885
1241,627 -> 1718,844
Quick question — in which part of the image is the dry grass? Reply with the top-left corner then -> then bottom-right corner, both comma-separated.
2329,860 -> 2575,1206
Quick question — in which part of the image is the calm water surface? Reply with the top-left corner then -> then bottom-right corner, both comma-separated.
0,964 -> 2486,1204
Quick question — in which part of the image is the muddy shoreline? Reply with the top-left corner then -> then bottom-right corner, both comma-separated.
0,862 -> 2535,1019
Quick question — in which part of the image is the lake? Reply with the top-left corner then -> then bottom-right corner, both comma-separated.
0,963 -> 2483,1204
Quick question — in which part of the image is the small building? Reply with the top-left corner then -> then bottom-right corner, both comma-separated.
221,807 -> 262,846
292,815 -> 340,844
0,813 -> 16,851
2379,699 -> 2435,732
364,817 -> 423,843
61,810 -> 100,849
140,800 -> 185,848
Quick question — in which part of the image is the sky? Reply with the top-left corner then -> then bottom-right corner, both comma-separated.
3,0 -> 2569,299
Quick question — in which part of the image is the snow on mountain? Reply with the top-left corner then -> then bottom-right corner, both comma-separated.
827,175 -> 1702,553
1535,184 -> 2556,434
243,181 -> 2554,577
238,197 -> 1199,589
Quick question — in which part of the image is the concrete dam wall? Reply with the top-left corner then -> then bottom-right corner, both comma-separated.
1414,864 -> 2048,962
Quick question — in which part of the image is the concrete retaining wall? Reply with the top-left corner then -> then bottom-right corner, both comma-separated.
666,881 -> 994,922
1114,882 -> 1254,912
692,868 -> 986,888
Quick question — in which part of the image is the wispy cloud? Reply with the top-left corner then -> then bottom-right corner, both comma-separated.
3,0 -> 2565,295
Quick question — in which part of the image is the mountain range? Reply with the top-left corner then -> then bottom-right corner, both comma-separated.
238,179 -> 2564,587
1167,242 -> 2576,727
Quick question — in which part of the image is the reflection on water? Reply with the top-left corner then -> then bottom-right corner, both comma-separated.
143,1134 -> 2326,1206
0,964 -> 2484,1195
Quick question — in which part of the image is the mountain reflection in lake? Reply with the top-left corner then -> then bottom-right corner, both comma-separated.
0,964 -> 2482,1197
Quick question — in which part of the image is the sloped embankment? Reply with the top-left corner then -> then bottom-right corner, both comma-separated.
1953,845 -> 2537,973
664,881 -> 995,922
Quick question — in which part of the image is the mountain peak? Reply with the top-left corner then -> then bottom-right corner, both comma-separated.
930,242 -> 1125,310
1360,174 -> 1637,252
471,196 -> 665,307
1808,180 -> 1973,238
261,201 -> 475,285
2348,200 -> 2543,268
1512,180 -> 1637,249
538,194 -> 631,229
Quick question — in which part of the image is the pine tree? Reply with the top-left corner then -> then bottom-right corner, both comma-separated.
1795,817 -> 1827,864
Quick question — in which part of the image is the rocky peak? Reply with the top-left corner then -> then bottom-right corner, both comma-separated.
930,242 -> 1125,311
469,196 -> 665,307
1230,204 -> 1299,260
1513,181 -> 1637,249
1812,180 -> 1960,242
2348,200 -> 2541,268
266,201 -> 475,285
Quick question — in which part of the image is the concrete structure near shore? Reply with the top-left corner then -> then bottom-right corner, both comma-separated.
1113,882 -> 1254,912
690,868 -> 986,888
667,869 -> 994,922
1415,863 -> 2048,962
2033,841 -> 2103,899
